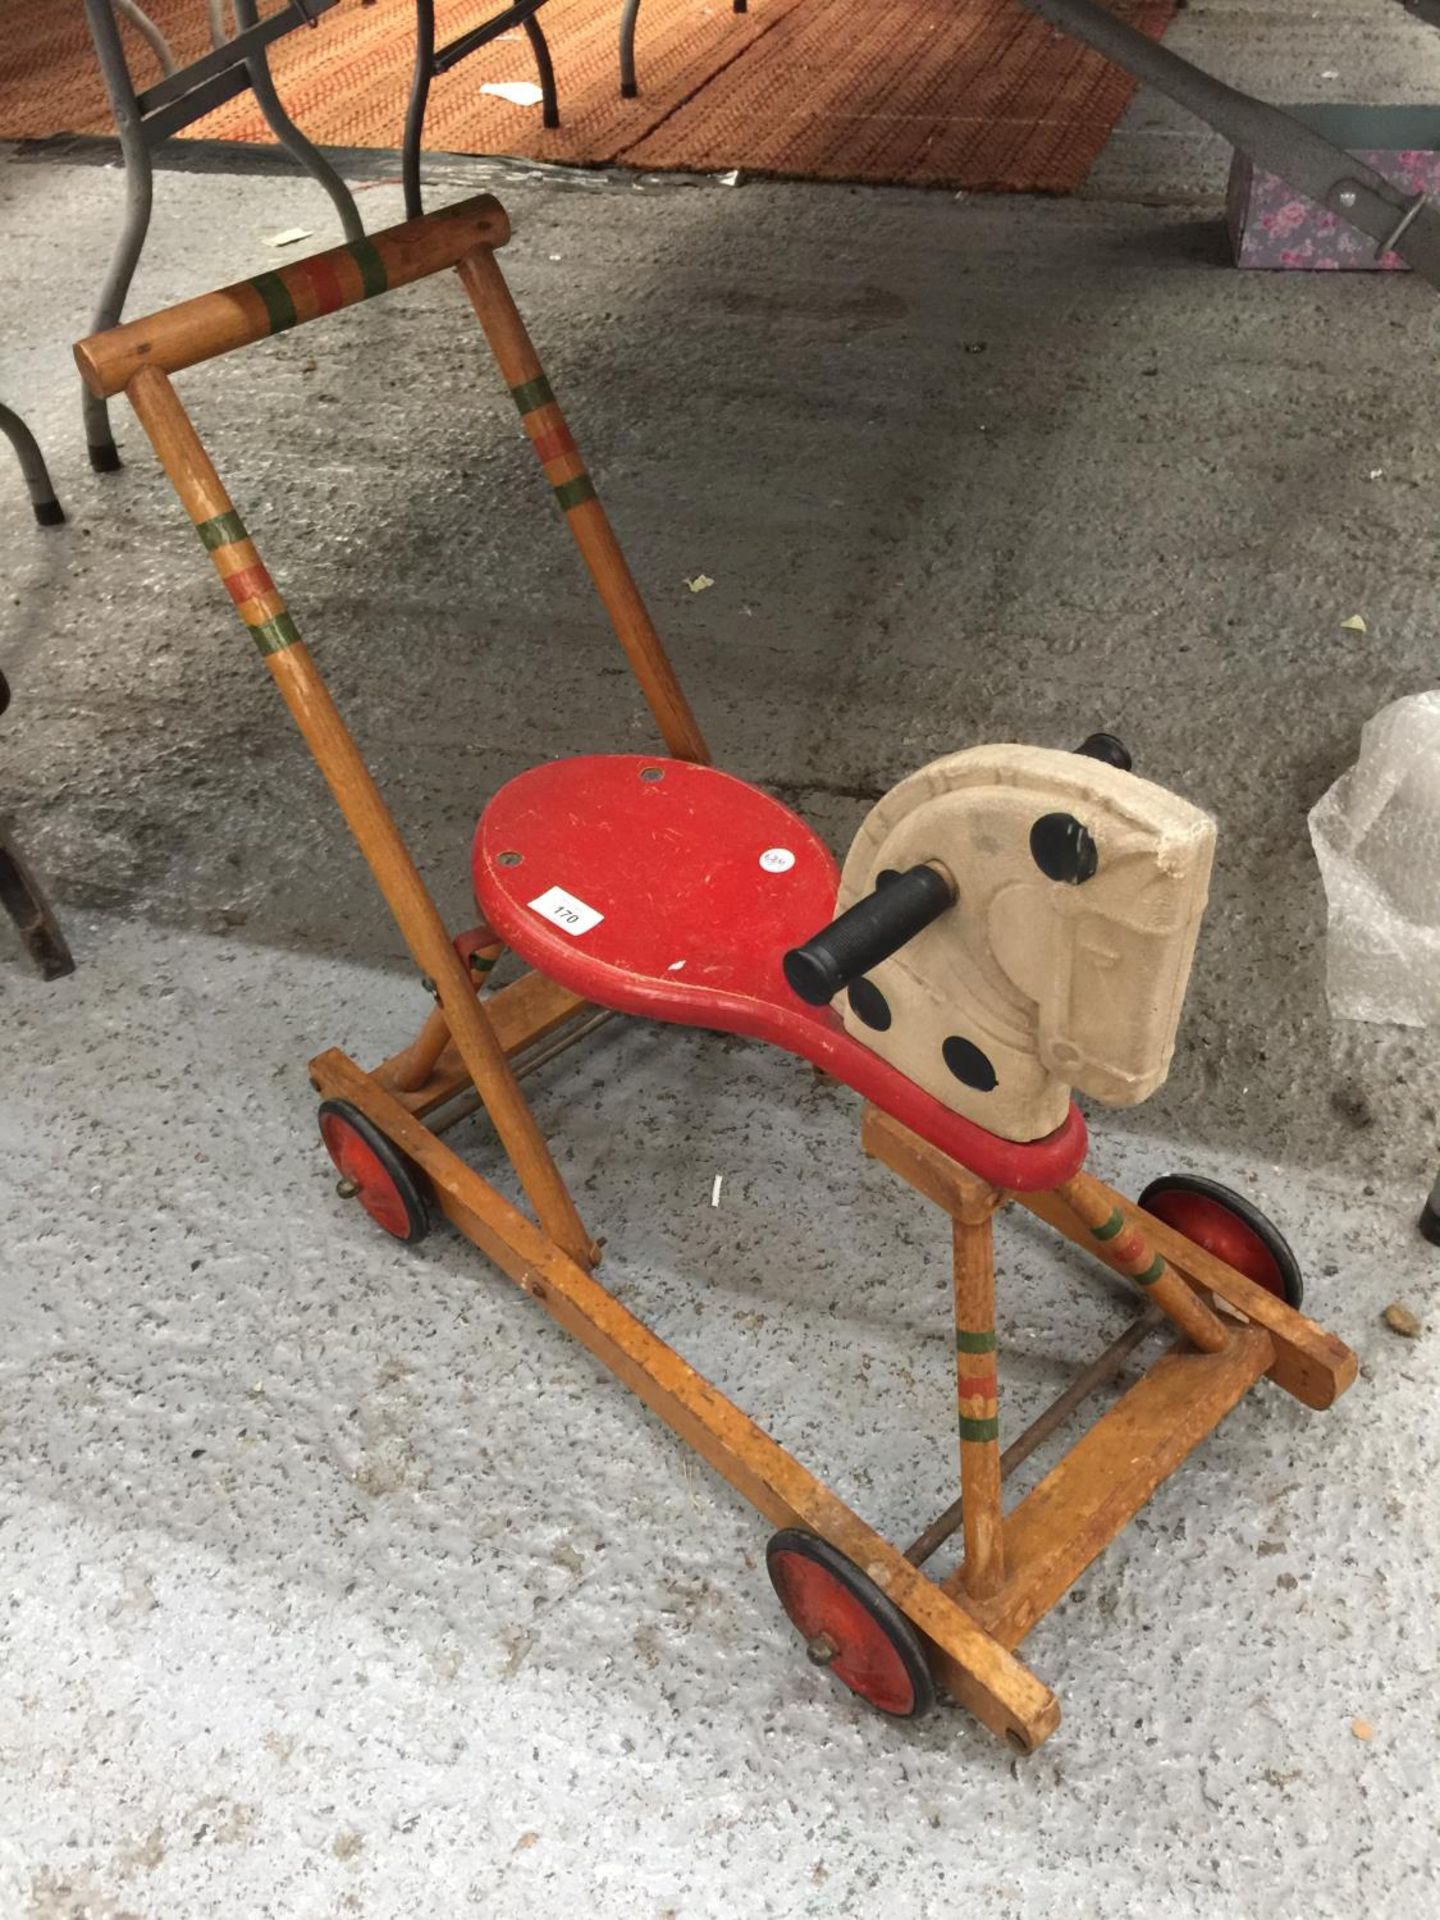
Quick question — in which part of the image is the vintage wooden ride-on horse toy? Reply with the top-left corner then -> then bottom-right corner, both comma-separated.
76,195 -> 1356,1750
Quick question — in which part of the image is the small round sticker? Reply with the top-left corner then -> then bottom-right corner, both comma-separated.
759,847 -> 796,873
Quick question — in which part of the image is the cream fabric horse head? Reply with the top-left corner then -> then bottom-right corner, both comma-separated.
835,746 -> 1216,1142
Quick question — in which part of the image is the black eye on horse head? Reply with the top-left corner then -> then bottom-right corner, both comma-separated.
943,1036 -> 997,1092
847,978 -> 891,1031
1029,812 -> 1098,885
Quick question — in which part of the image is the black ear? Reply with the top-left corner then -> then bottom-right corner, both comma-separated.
1029,813 -> 1098,885
1074,732 -> 1132,770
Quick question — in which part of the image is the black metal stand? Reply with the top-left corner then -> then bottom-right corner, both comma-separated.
1024,0 -> 1440,291
0,674 -> 75,983
1,404 -> 65,528
81,0 -> 364,472
403,0 -> 559,221
619,0 -> 746,100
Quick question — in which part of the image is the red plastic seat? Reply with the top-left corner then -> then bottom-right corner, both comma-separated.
472,755 -> 1086,1191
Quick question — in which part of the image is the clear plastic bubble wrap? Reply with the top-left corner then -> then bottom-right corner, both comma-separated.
1308,690 -> 1440,1026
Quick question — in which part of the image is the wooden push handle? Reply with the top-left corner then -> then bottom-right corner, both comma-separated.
74,193 -> 512,398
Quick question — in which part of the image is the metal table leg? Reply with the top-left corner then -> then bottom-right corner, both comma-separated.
82,0 -> 157,472
619,0 -> 642,98
620,0 -> 745,99
0,674 -> 75,982
1023,0 -> 1440,289
1,404 -> 65,527
113,0 -> 176,75
404,0 -> 560,219
403,0 -> 438,220
231,0 -> 364,244
521,12 -> 560,130
80,0 -> 362,470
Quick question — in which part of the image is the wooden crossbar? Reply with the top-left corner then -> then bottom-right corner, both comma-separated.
372,970 -> 590,1113
74,195 -> 511,397
950,1324 -> 1275,1646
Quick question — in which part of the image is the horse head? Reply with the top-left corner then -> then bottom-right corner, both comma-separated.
785,741 -> 1215,1143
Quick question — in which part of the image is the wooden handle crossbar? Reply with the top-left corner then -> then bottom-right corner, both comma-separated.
74,193 -> 512,398
124,364 -> 595,1270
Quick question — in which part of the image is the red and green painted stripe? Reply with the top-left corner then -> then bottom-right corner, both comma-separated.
194,507 -> 299,657
959,1413 -> 1000,1444
1087,1206 -> 1167,1286
508,373 -> 597,515
956,1325 -> 999,1444
245,237 -> 390,339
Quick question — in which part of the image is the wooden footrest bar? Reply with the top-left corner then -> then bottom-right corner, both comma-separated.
372,969 -> 590,1115
947,1324 -> 1275,1646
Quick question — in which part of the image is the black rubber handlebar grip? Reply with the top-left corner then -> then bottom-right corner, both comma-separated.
783,863 -> 956,1006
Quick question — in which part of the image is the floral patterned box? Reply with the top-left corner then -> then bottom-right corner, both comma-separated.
1227,104 -> 1440,271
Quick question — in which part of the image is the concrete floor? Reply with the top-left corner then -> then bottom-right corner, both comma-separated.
3,3 -> 1440,1914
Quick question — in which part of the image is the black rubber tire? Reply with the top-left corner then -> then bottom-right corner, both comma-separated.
766,1527 -> 935,1719
318,1098 -> 431,1246
1139,1172 -> 1303,1309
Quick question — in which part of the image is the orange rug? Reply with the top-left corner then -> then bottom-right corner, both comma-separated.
0,0 -> 1174,192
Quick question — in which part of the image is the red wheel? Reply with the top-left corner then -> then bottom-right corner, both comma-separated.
1139,1174 -> 1302,1308
766,1529 -> 934,1718
318,1100 -> 431,1245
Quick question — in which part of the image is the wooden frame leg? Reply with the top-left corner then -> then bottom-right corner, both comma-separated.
858,1103 -> 1341,1649
1051,1170 -> 1229,1354
944,1321 -> 1277,1645
952,1208 -> 1006,1600
387,1002 -> 453,1094
0,826 -> 76,981
124,365 -> 597,1272
387,928 -> 505,1093
1020,1177 -> 1357,1409
373,968 -> 591,1113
